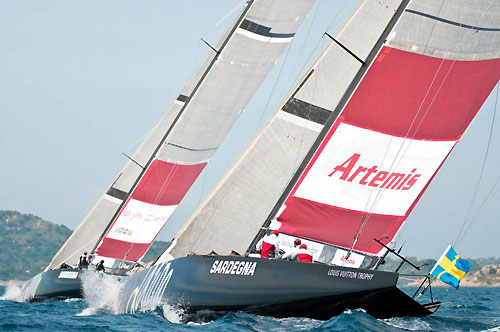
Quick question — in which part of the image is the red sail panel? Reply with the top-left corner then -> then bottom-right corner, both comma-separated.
96,160 -> 206,261
276,46 -> 500,255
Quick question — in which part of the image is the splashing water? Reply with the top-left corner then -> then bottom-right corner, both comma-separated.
160,304 -> 185,324
78,271 -> 125,316
0,284 -> 22,301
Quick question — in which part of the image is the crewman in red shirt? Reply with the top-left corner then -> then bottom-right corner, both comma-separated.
256,230 -> 280,258
297,243 -> 313,263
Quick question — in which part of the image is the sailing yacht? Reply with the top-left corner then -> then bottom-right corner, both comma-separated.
19,0 -> 316,302
116,0 -> 500,321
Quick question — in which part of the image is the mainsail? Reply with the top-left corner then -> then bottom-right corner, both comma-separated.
47,0 -> 315,270
162,0 -> 500,263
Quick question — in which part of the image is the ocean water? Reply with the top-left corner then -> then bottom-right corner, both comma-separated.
1,283 -> 499,331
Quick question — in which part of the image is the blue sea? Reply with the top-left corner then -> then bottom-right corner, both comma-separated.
1,284 -> 499,331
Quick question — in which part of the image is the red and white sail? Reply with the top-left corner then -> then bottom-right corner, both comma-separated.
162,0 -> 500,262
275,3 -> 500,255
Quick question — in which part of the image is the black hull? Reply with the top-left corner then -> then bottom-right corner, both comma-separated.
20,269 -> 84,302
118,255 -> 439,321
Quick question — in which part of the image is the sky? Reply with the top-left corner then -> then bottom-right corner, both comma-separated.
1,0 -> 499,260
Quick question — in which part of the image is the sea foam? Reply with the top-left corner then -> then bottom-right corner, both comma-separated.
0,284 -> 22,301
78,271 -> 125,315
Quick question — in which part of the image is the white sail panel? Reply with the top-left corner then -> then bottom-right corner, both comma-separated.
163,0 -> 405,260
294,121 -> 456,216
104,199 -> 177,243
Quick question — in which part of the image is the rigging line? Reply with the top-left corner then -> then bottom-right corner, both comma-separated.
325,0 -> 351,32
458,171 -> 500,245
125,128 -> 153,151
456,83 -> 500,246
215,0 -> 246,27
201,0 -> 246,42
455,84 -> 498,246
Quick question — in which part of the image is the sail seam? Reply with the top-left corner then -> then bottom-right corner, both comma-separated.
167,143 -> 218,152
405,9 -> 500,32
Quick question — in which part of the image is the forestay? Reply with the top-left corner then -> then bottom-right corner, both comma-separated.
161,0 -> 500,262
47,0 -> 315,270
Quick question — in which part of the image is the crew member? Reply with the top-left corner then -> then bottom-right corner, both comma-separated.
96,260 -> 106,272
79,251 -> 89,269
297,243 -> 313,263
281,238 -> 302,261
256,230 -> 280,258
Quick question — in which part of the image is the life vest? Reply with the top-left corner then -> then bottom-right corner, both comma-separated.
297,248 -> 313,263
260,234 -> 277,258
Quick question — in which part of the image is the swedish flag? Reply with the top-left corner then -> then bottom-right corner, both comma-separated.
430,245 -> 472,289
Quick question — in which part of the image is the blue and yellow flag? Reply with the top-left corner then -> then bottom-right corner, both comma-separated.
430,245 -> 472,289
